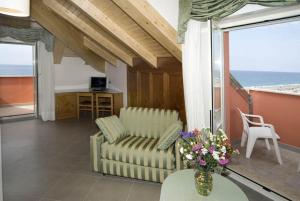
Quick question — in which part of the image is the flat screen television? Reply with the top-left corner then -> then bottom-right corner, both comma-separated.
90,77 -> 107,90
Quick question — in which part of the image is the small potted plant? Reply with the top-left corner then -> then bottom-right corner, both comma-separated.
179,128 -> 239,196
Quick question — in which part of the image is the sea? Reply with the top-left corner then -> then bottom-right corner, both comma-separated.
231,70 -> 300,87
0,64 -> 33,76
1,65 -> 300,87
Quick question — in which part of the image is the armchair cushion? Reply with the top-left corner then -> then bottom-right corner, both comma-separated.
95,115 -> 127,144
101,136 -> 175,169
157,121 -> 183,150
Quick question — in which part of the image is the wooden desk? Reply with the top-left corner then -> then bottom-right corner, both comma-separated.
55,89 -> 123,120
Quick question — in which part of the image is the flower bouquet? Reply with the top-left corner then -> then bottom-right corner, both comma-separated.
179,128 -> 239,196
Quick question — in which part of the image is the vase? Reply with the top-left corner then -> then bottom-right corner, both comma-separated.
194,169 -> 213,196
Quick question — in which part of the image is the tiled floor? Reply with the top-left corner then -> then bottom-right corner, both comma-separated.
229,140 -> 300,201
1,118 -> 273,201
0,104 -> 34,117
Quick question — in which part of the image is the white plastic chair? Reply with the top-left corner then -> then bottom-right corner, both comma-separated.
238,108 -> 282,165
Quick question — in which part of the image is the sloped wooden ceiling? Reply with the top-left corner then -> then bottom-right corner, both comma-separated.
83,36 -> 118,66
31,0 -> 106,72
112,0 -> 182,61
30,0 -> 181,69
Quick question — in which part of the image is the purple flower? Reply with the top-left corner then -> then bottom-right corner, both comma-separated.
208,146 -> 215,154
198,158 -> 207,166
219,159 -> 229,166
180,131 -> 195,139
197,156 -> 206,166
192,144 -> 203,152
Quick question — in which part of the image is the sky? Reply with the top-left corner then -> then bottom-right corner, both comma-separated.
0,43 -> 33,65
229,20 -> 300,72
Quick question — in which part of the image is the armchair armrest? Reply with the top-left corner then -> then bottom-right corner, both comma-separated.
175,138 -> 184,171
90,131 -> 105,172
261,123 -> 280,139
245,120 -> 279,139
245,119 -> 264,126
244,113 -> 264,123
245,117 -> 269,128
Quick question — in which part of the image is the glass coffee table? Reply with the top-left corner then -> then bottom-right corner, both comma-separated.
160,169 -> 249,201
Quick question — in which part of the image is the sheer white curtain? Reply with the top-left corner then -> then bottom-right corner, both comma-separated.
37,42 -> 55,121
182,20 -> 212,130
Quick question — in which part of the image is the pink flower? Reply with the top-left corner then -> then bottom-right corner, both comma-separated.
208,146 -> 215,154
219,159 -> 229,166
192,144 -> 203,152
199,159 -> 207,166
193,129 -> 201,136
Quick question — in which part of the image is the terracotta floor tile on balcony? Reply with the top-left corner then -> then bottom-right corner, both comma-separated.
228,140 -> 300,201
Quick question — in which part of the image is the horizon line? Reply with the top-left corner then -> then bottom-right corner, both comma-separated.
231,69 -> 300,73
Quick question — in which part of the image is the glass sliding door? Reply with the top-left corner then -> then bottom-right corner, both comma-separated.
0,42 -> 37,118
224,18 -> 300,201
211,25 -> 225,133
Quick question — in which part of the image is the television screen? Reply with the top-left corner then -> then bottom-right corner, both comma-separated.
91,77 -> 107,89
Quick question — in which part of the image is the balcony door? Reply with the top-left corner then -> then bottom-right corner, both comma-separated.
0,42 -> 37,119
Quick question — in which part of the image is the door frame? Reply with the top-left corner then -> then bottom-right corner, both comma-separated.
211,24 -> 225,133
212,7 -> 300,201
212,4 -> 300,134
0,40 -> 38,119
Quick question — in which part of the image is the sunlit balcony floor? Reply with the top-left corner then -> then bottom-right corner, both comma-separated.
0,104 -> 34,117
228,140 -> 300,201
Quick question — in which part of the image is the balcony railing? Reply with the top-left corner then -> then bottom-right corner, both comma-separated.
0,76 -> 34,106
230,73 -> 253,114
0,76 -> 34,117
248,88 -> 300,147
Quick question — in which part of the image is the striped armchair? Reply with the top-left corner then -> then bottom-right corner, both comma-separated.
90,107 -> 184,183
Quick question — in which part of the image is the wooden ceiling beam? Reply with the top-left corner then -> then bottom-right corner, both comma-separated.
70,0 -> 158,68
84,37 -> 117,66
63,47 -> 77,57
0,15 -> 33,28
112,0 -> 182,62
43,0 -> 136,67
31,0 -> 106,72
53,38 -> 65,64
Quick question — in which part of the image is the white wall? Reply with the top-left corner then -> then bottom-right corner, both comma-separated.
54,57 -> 105,91
147,0 -> 179,29
54,57 -> 128,106
105,60 -> 128,107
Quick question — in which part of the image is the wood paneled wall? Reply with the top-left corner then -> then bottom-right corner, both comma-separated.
127,61 -> 186,122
